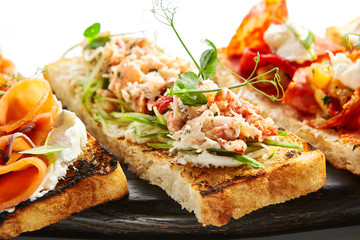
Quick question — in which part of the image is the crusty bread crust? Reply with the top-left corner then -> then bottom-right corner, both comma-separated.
44,57 -> 326,226
0,132 -> 128,239
213,48 -> 360,175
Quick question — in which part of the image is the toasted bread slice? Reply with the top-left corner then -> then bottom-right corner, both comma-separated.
213,48 -> 360,175
44,57 -> 326,227
0,133 -> 128,239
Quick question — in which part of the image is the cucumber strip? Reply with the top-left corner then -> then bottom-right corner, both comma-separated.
262,139 -> 302,149
123,115 -> 168,130
233,154 -> 264,169
147,143 -> 173,149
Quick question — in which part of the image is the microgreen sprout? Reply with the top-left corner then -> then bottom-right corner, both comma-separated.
152,0 -> 200,72
19,134 -> 67,156
61,23 -> 145,58
152,0 -> 285,107
342,33 -> 360,50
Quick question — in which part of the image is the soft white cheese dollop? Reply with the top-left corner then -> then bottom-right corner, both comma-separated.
264,20 -> 314,63
329,52 -> 360,91
29,110 -> 87,200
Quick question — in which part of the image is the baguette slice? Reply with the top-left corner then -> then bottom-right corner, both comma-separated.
213,48 -> 360,175
44,57 -> 326,227
0,133 -> 128,239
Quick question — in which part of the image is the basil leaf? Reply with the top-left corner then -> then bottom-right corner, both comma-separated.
177,92 -> 208,107
19,145 -> 67,155
85,36 -> 111,49
175,72 -> 199,90
84,23 -> 101,38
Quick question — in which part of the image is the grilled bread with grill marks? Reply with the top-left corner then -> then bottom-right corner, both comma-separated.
0,133 -> 128,239
44,57 -> 326,227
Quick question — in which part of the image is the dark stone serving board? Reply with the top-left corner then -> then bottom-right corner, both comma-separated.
21,163 -> 360,239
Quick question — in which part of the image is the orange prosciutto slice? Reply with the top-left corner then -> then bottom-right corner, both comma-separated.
227,0 -> 288,57
0,78 -> 59,145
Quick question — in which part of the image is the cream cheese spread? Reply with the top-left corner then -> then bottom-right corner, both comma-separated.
29,109 -> 87,200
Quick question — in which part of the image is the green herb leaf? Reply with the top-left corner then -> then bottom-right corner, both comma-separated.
303,32 -> 315,49
85,35 -> 111,50
82,23 -> 111,50
175,72 -> 199,90
173,72 -> 208,106
322,95 -> 333,105
19,145 -> 67,155
199,40 -> 217,80
84,23 -> 101,38
0,91 -> 5,96
284,20 -> 317,60
177,92 -> 208,106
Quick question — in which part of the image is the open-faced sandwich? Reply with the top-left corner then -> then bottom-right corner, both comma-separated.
0,55 -> 128,239
44,2 -> 326,227
213,0 -> 360,175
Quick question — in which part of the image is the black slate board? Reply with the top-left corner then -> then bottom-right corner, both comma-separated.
20,163 -> 360,239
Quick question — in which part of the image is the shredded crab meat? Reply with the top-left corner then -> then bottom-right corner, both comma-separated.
99,37 -> 195,113
82,35 -> 278,156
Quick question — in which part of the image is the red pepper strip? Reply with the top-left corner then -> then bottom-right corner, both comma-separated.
239,48 -> 297,79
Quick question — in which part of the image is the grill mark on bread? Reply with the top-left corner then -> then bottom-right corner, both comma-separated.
0,134 -> 119,226
199,171 -> 266,196
285,150 -> 297,158
306,143 -> 318,151
352,144 -> 360,151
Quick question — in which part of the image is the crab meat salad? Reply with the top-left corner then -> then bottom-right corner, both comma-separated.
66,22 -> 301,169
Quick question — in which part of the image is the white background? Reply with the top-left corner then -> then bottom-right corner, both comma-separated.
0,0 -> 359,77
